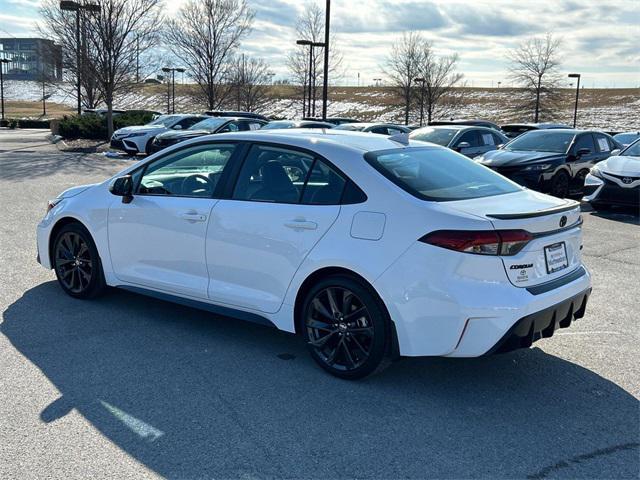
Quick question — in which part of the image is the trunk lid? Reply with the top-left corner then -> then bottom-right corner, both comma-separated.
446,190 -> 583,288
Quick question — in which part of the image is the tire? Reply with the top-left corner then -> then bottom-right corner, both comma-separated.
144,137 -> 155,155
52,223 -> 106,299
301,274 -> 391,380
550,170 -> 570,198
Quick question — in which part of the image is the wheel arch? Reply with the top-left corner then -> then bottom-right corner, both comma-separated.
48,216 -> 93,268
292,266 -> 400,357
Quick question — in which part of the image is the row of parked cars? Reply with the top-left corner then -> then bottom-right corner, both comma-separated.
110,112 -> 639,210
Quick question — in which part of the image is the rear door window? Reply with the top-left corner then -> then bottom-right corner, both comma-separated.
301,160 -> 346,205
573,134 -> 596,154
364,147 -> 521,201
455,130 -> 480,147
594,134 -> 611,152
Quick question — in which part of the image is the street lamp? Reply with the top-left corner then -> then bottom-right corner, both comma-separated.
296,39 -> 312,118
0,58 -> 10,121
162,67 -> 185,114
373,78 -> 382,87
310,41 -> 325,117
568,73 -> 581,128
321,0 -> 331,121
60,0 -> 100,115
414,77 -> 426,127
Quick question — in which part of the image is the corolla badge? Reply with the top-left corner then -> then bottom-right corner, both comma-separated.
559,215 -> 567,227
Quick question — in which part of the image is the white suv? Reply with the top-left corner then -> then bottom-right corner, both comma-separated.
110,114 -> 206,155
38,130 -> 591,379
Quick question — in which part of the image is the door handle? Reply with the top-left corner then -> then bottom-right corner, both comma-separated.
179,211 -> 207,223
284,219 -> 318,230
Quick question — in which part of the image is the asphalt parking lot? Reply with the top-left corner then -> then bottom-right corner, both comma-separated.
1,129 -> 638,479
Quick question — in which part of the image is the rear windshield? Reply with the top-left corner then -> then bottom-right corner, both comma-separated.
148,115 -> 177,127
262,121 -> 294,130
505,130 -> 575,153
189,117 -> 228,131
365,147 -> 521,201
409,127 -> 458,146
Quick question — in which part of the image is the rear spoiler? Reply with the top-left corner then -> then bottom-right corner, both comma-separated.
486,201 -> 580,220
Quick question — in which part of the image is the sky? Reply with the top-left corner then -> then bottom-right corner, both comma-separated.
1,0 -> 639,88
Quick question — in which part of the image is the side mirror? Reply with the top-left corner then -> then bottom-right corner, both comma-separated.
610,148 -> 621,156
497,144 -> 504,149
576,148 -> 591,157
109,175 -> 134,203
455,141 -> 471,152
172,124 -> 183,130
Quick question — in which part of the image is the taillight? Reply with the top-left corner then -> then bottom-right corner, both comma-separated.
420,229 -> 532,256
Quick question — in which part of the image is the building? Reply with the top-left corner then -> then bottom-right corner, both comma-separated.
0,38 -> 63,81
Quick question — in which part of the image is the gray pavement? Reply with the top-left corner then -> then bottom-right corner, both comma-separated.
1,129 -> 638,479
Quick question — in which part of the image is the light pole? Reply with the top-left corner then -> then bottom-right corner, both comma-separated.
373,78 -> 382,87
0,58 -> 10,121
321,0 -> 331,120
311,41 -> 325,117
162,67 -> 185,114
568,73 -> 581,128
414,77 -> 426,126
296,39 -> 312,118
60,0 -> 100,115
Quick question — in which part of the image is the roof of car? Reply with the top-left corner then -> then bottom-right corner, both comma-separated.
198,129 -> 430,153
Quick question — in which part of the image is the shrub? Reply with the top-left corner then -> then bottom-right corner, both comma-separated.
57,110 -> 156,140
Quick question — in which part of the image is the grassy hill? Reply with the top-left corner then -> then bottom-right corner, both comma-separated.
3,81 -> 639,131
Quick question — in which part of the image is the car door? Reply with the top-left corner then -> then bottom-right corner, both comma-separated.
452,130 -> 483,157
206,143 -> 345,313
108,142 -> 239,299
568,133 -> 598,178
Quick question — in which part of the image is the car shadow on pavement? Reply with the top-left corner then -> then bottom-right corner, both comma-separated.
581,204 -> 639,226
2,282 -> 639,479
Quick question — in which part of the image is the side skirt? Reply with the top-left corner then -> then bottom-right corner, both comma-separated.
117,285 -> 277,329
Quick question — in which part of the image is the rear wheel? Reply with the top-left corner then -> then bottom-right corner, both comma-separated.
301,275 -> 390,379
53,223 -> 106,299
550,171 -> 570,198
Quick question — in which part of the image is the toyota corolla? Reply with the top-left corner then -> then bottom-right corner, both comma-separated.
37,130 -> 591,379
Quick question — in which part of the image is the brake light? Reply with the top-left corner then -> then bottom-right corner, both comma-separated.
420,229 -> 532,256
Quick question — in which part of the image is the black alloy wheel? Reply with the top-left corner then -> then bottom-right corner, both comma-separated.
53,224 -> 105,299
303,275 -> 390,379
550,171 -> 570,198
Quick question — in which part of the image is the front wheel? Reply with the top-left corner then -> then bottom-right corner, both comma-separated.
550,171 -> 570,198
52,223 -> 106,299
301,275 -> 391,379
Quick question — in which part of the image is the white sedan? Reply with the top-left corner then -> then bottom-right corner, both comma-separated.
583,139 -> 640,210
37,130 -> 592,379
110,114 -> 206,155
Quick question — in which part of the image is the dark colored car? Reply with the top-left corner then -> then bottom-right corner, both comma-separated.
501,122 -> 572,139
333,123 -> 411,135
429,119 -> 502,132
613,131 -> 640,147
474,129 -> 623,198
409,125 -> 509,158
150,117 -> 267,153
260,120 -> 334,130
302,117 -> 360,125
205,111 -> 270,121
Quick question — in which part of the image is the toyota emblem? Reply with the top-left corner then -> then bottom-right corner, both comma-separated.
622,177 -> 633,184
559,215 -> 567,227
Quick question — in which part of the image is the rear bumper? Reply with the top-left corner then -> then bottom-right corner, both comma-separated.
485,287 -> 590,355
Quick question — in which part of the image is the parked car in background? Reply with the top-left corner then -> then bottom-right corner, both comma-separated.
613,131 -> 640,147
501,123 -> 572,139
429,119 -> 503,132
583,139 -> 640,210
39,129 -> 591,379
333,123 -> 411,135
303,117 -> 359,125
110,114 -> 206,155
261,120 -> 334,130
150,117 -> 267,153
475,129 -> 622,198
409,125 -> 508,157
205,111 -> 270,121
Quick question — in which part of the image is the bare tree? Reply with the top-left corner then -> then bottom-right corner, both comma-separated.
38,0 -> 103,109
508,33 -> 562,122
286,2 -> 343,117
384,32 -> 422,125
165,0 -> 254,111
228,54 -> 271,112
414,43 -> 464,125
84,0 -> 161,136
